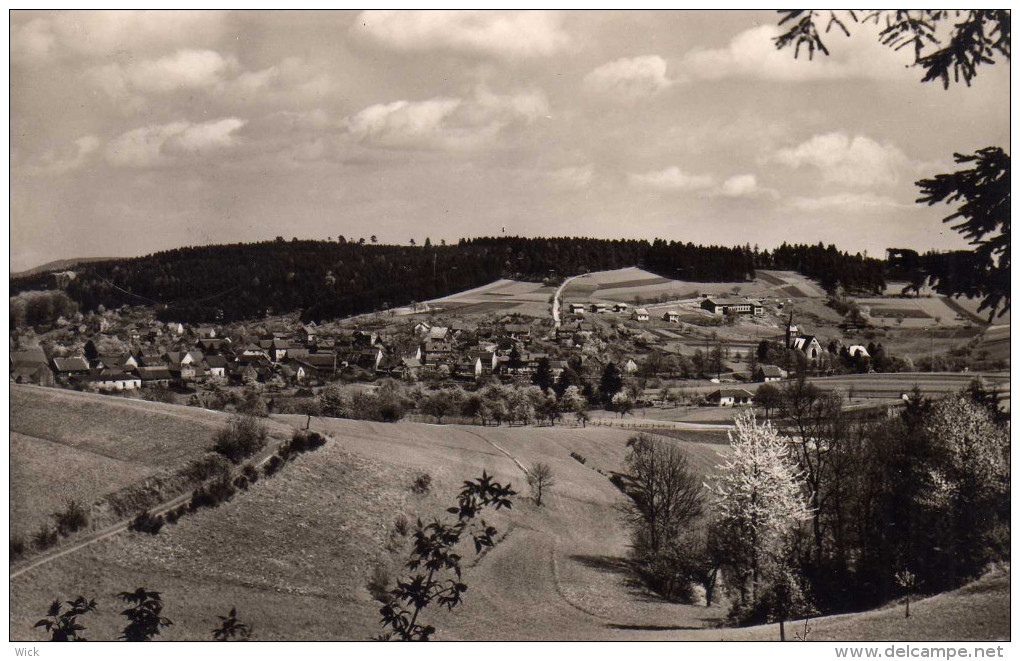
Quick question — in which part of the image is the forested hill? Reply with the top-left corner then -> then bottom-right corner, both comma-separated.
9,237 -> 884,323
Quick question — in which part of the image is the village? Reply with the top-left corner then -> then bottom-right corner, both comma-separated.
9,283 -> 903,417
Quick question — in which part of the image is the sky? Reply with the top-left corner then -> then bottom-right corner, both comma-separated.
9,9 -> 1011,272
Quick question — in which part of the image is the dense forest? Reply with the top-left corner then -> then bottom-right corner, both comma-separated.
10,236 -> 885,323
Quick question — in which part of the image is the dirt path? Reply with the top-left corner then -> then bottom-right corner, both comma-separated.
552,274 -> 584,328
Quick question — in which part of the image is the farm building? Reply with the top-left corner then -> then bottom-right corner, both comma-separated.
569,303 -> 586,315
632,308 -> 650,322
590,303 -> 610,314
662,310 -> 681,323
754,365 -> 787,382
613,303 -> 630,313
701,297 -> 764,316
707,388 -> 755,407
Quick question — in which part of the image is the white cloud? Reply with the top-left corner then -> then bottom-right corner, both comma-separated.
584,55 -> 671,99
11,10 -> 229,63
15,135 -> 100,176
548,164 -> 594,189
773,131 -> 910,188
351,10 -> 571,60
787,191 -> 909,212
629,166 -> 714,192
716,173 -> 778,199
345,88 -> 548,151
677,24 -> 912,83
88,50 -> 235,99
105,117 -> 246,167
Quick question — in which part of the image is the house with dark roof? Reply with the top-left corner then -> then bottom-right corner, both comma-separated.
707,388 -> 755,407
91,368 -> 142,391
754,365 -> 787,382
137,366 -> 172,387
203,354 -> 229,378
51,356 -> 91,381
11,361 -> 54,386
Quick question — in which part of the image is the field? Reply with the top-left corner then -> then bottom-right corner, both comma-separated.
425,279 -> 552,317
856,296 -> 971,329
9,389 -> 1009,641
9,385 -> 294,540
562,267 -> 778,306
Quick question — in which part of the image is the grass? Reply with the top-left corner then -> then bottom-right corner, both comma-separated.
10,388 -> 1009,641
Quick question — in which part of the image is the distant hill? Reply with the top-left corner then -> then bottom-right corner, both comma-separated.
7,237 -> 884,323
10,256 -> 116,279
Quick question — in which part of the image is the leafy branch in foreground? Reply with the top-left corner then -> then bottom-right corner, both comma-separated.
34,596 -> 97,641
118,588 -> 173,641
378,471 -> 516,641
212,607 -> 251,641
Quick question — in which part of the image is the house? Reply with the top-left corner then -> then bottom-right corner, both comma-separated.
847,345 -> 870,358
290,353 -> 336,382
51,356 -> 91,381
241,343 -> 269,359
623,358 -> 639,374
196,337 -> 231,354
504,323 -> 531,340
632,308 -> 650,322
662,310 -> 682,323
422,338 -> 453,366
590,303 -> 609,314
137,366 -> 172,387
613,303 -> 630,313
456,356 -> 484,380
569,303 -> 586,315
355,347 -> 385,372
91,368 -> 142,391
468,350 -> 498,374
701,297 -> 764,316
11,361 -> 54,386
397,356 -> 423,380
549,360 -> 568,378
166,322 -> 185,336
428,326 -> 450,341
193,326 -> 217,339
707,388 -> 755,407
203,355 -> 229,378
11,348 -> 48,369
296,324 -> 317,345
93,354 -> 128,370
754,365 -> 787,383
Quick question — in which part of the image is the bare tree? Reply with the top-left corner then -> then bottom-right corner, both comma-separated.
621,434 -> 705,555
527,463 -> 555,507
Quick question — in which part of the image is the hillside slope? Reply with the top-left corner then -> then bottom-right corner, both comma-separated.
9,393 -> 1009,641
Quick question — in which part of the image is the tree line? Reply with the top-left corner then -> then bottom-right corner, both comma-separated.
10,236 -> 895,324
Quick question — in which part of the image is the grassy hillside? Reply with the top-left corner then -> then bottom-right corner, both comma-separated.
9,395 -> 1009,641
9,385 -> 293,539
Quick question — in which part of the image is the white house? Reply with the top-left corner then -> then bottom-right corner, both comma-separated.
662,310 -> 681,323
632,308 -> 650,322
707,388 -> 754,407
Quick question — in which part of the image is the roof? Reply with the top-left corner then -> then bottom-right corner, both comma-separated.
704,297 -> 762,307
137,366 -> 172,381
711,388 -> 755,399
12,363 -> 47,380
401,357 -> 422,369
757,365 -> 784,377
203,355 -> 229,368
633,308 -> 649,315
504,323 -> 531,333
10,348 -> 47,366
428,326 -> 450,340
52,356 -> 90,372
299,353 -> 336,368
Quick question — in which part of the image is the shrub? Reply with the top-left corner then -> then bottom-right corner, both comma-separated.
410,472 -> 432,494
211,415 -> 268,464
129,510 -> 165,535
367,564 -> 393,604
242,463 -> 260,484
33,525 -> 59,551
182,453 -> 234,483
10,535 -> 26,561
290,429 -> 327,454
189,478 -> 237,512
263,455 -> 284,478
53,499 -> 89,536
164,508 -> 180,525
570,451 -> 587,465
234,475 -> 250,491
393,514 -> 410,537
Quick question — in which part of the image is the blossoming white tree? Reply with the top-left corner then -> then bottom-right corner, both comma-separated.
708,411 -> 812,607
